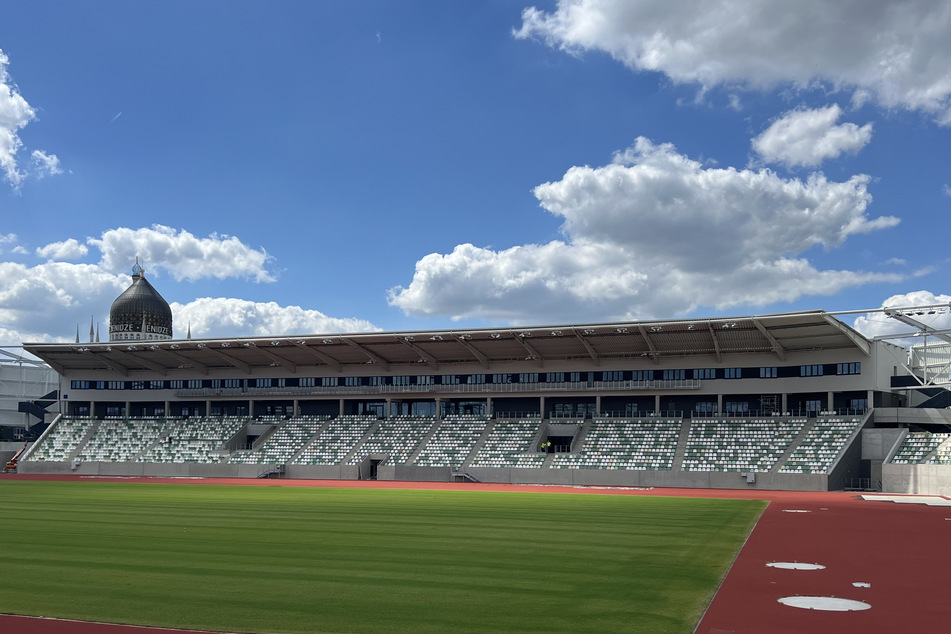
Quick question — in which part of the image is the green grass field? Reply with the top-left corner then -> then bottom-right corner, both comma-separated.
0,480 -> 764,634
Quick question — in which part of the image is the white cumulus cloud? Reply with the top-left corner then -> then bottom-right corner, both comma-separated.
88,225 -> 275,282
515,0 -> 951,124
0,261 -> 129,343
36,238 -> 89,260
752,105 -> 873,168
389,138 -> 903,323
31,150 -> 63,178
0,49 -> 36,188
853,291 -> 951,341
172,298 -> 381,339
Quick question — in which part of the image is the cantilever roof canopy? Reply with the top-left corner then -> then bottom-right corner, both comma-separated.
24,310 -> 872,377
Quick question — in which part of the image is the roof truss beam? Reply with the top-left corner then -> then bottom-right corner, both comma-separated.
340,337 -> 389,371
513,333 -> 544,367
636,326 -> 660,365
198,345 -> 252,374
115,348 -> 169,375
78,348 -> 129,376
243,342 -> 297,373
160,348 -> 209,375
571,329 -> 600,366
452,335 -> 490,368
397,337 -> 439,369
292,341 -> 342,372
751,319 -> 786,362
821,314 -> 872,357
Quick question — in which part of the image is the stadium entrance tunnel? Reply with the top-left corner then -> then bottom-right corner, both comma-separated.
543,436 -> 574,453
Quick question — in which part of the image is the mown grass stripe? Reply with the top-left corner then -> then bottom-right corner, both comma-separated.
0,480 -> 763,634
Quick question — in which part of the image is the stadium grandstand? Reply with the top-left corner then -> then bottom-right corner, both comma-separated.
11,264 -> 951,494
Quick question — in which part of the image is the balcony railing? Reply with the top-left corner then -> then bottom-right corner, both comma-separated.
174,378 -> 701,399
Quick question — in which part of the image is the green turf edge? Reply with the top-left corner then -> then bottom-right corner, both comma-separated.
0,480 -> 767,634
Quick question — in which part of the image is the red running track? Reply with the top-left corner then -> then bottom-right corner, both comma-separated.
2,475 -> 949,633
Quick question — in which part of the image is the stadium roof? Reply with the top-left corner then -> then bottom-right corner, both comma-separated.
23,310 -> 873,377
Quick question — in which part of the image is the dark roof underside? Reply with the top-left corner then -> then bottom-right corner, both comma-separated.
24,310 -> 871,376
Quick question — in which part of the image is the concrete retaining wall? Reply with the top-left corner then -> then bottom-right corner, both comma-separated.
17,460 -> 828,490
882,463 -> 951,496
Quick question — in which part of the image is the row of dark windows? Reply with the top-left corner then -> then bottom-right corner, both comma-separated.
69,362 -> 860,391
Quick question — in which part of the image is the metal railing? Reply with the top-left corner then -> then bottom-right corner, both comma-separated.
174,378 -> 702,399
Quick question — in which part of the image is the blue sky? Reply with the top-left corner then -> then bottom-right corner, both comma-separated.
1,0 -> 950,347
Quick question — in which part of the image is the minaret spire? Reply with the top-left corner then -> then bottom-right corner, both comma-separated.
89,316 -> 95,343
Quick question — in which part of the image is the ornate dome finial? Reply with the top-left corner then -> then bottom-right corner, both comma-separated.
131,256 -> 144,278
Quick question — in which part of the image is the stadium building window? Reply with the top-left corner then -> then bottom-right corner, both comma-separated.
467,374 -> 485,384
693,368 -> 715,380
256,378 -> 272,388
369,376 -> 385,386
223,379 -> 241,388
131,381 -> 145,390
632,370 -> 654,381
662,369 -> 685,380
694,401 -> 716,413
344,377 -> 361,386
760,367 -> 777,378
805,399 -> 823,414
519,373 -> 539,383
492,374 -> 512,384
837,362 -> 861,375
187,380 -> 203,389
800,365 -> 824,377
601,371 -> 623,381
392,376 -> 411,386
546,372 -> 565,383
321,377 -> 338,387
725,401 -> 749,414
95,381 -> 105,390
442,375 -> 460,385
850,398 -> 868,411
149,380 -> 164,389
276,378 -> 286,387
569,372 -> 583,382
108,381 -> 124,390
300,377 -> 316,387
724,368 -> 742,379
169,380 -> 184,389
417,375 -> 434,385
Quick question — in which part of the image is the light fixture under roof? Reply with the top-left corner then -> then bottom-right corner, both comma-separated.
404,336 -> 415,342
77,347 -> 90,353
126,346 -> 138,351
195,343 -> 206,349
582,329 -> 595,335
430,335 -> 443,341
270,341 -> 281,346
169,344 -> 181,349
550,330 -> 563,336
616,327 -> 629,333
489,333 -> 502,339
321,338 -> 334,344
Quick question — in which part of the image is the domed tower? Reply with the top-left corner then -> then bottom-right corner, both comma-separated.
108,259 -> 173,341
